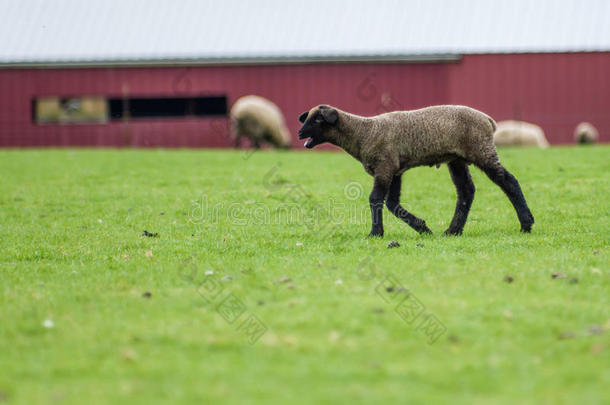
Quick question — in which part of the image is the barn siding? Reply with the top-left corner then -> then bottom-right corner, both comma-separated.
0,52 -> 608,147
449,53 -> 610,144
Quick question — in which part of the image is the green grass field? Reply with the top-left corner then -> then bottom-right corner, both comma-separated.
1,146 -> 608,404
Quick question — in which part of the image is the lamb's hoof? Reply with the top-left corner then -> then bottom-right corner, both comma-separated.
444,229 -> 463,236
520,220 -> 533,233
520,213 -> 534,232
413,220 -> 432,235
418,227 -> 433,235
367,231 -> 384,238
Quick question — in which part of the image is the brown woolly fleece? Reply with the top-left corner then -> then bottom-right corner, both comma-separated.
298,104 -> 534,237
305,105 -> 498,177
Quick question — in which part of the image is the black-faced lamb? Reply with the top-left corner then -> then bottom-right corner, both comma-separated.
230,95 -> 292,149
297,105 -> 534,237
574,122 -> 598,144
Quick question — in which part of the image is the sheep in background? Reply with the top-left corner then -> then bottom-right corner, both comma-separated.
493,120 -> 549,148
230,95 -> 291,149
297,105 -> 534,237
574,122 -> 598,144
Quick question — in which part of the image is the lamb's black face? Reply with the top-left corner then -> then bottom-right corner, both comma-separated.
297,106 -> 338,149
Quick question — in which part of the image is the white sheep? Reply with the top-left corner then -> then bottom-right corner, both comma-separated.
494,120 -> 549,148
230,95 -> 291,149
574,122 -> 599,144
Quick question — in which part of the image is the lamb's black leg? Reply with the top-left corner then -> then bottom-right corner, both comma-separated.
368,177 -> 389,237
445,160 -> 475,235
479,164 -> 534,232
385,175 -> 432,234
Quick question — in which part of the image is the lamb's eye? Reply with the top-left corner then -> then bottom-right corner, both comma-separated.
315,117 -> 323,123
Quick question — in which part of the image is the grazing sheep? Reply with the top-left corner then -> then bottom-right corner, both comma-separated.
574,122 -> 599,144
297,105 -> 534,237
230,95 -> 291,149
493,120 -> 549,148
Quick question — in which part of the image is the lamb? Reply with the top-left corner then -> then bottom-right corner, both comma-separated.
493,120 -> 549,148
574,122 -> 598,144
230,95 -> 292,149
297,105 -> 534,237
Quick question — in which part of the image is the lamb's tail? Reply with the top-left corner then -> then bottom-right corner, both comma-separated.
487,117 -> 497,133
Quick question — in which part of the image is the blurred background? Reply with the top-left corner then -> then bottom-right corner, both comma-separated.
0,0 -> 608,147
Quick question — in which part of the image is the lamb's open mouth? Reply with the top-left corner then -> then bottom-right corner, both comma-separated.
298,132 -> 316,148
303,137 -> 314,148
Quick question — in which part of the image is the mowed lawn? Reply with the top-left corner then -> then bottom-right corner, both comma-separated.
0,146 -> 608,405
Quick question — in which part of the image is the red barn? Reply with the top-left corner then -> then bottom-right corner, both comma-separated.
1,0 -> 609,147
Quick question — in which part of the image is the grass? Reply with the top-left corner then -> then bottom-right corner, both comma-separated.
0,146 -> 608,404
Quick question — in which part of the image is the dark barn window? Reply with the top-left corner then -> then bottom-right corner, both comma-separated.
108,96 -> 227,120
33,95 -> 227,124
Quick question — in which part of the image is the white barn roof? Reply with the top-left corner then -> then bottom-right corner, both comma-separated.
1,0 -> 609,65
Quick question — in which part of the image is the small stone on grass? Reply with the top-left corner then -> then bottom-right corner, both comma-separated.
558,331 -> 577,340
122,349 -> 137,361
591,343 -> 603,355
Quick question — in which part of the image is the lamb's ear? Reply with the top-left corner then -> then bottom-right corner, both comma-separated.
298,111 -> 309,123
321,108 -> 338,125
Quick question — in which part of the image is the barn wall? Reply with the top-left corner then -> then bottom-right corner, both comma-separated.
0,52 -> 608,147
0,63 -> 448,148
448,53 -> 610,144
